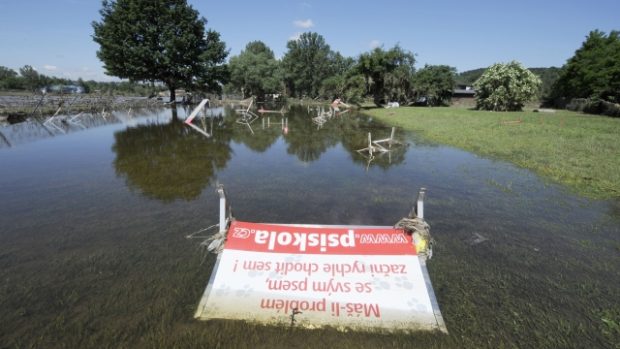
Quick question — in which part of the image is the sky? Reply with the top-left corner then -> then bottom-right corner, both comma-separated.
0,0 -> 618,82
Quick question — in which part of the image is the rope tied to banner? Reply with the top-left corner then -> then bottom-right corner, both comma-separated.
394,215 -> 433,259
202,230 -> 227,254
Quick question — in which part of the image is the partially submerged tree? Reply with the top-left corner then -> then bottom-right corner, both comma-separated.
357,45 -> 416,106
281,32 -> 333,98
228,41 -> 280,98
92,0 -> 229,101
319,53 -> 365,104
196,30 -> 230,95
414,65 -> 457,106
474,61 -> 541,111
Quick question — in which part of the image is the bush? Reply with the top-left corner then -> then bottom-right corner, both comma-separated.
474,61 -> 541,111
567,98 -> 620,117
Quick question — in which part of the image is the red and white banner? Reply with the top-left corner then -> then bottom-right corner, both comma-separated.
195,221 -> 446,332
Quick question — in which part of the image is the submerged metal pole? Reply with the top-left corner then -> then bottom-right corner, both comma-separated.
416,187 -> 426,219
217,184 -> 227,233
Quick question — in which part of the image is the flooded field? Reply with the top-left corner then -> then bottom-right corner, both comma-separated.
0,105 -> 618,348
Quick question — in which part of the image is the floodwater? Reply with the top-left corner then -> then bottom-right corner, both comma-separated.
0,105 -> 618,348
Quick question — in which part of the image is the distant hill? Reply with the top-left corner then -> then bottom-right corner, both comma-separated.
528,67 -> 562,96
455,68 -> 486,86
456,67 -> 562,97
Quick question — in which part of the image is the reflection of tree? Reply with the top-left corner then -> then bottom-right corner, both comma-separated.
211,105 -> 282,153
278,105 -> 409,167
282,105 -> 340,162
231,117 -> 281,152
112,117 -> 232,202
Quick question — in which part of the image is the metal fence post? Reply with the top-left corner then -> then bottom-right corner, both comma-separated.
217,185 -> 227,233
416,187 -> 426,219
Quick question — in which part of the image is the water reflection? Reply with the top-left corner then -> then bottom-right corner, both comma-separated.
112,118 -> 232,202
187,104 -> 408,167
0,107 -> 165,148
1,101 -> 619,348
229,108 -> 282,152
107,104 -> 411,203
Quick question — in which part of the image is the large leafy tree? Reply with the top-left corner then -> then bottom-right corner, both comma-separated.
552,30 -> 620,103
228,41 -> 280,98
414,65 -> 457,106
281,32 -> 333,98
92,0 -> 229,102
319,53 -> 365,104
19,65 -> 42,91
197,30 -> 230,95
357,45 -> 416,106
474,61 -> 541,111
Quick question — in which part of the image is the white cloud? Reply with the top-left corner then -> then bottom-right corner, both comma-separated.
44,65 -> 58,71
293,19 -> 314,29
369,40 -> 381,49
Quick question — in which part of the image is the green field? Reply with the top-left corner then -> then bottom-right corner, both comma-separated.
364,106 -> 620,199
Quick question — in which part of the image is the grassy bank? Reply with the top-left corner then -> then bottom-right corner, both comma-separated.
364,107 -> 620,199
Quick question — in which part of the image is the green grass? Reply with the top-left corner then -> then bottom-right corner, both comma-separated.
364,106 -> 620,199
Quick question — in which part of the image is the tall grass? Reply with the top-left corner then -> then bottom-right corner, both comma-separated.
364,107 -> 620,199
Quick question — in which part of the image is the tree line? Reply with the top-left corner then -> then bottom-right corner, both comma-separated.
5,0 -> 618,114
91,0 -> 618,113
90,0 -> 455,107
0,65 -> 165,96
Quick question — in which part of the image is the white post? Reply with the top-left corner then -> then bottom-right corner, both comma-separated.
416,187 -> 426,219
217,185 -> 226,233
184,98 -> 210,124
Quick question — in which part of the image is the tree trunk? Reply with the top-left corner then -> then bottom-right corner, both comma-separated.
169,87 -> 176,104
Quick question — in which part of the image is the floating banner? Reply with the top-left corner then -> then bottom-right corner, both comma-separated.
195,221 -> 446,332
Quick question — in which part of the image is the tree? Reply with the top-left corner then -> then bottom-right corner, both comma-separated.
228,41 -> 280,98
0,66 -> 21,90
551,30 -> 620,103
474,61 -> 541,111
196,30 -> 230,95
92,0 -> 229,102
19,65 -> 41,91
281,32 -> 333,98
357,45 -> 416,106
319,53 -> 365,104
414,65 -> 456,106
0,66 -> 17,81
